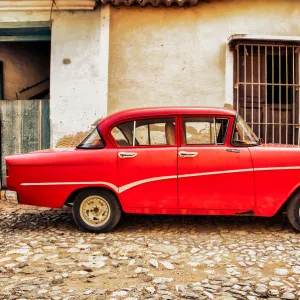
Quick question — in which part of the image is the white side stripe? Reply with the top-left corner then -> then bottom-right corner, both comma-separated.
21,181 -> 119,193
178,168 -> 253,179
20,166 -> 300,194
119,175 -> 177,193
254,166 -> 300,172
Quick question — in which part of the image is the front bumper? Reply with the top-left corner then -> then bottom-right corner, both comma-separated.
1,190 -> 18,204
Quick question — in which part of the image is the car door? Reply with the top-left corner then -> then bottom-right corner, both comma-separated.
178,116 -> 255,211
111,117 -> 178,211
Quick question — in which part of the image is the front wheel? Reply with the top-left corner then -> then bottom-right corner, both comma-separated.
287,191 -> 300,232
72,189 -> 122,233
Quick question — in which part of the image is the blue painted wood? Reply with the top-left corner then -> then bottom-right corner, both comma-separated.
41,100 -> 50,149
0,36 -> 51,42
0,22 -> 51,42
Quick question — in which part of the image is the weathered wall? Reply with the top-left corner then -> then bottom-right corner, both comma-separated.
50,9 -> 103,147
0,9 -> 104,148
2,0 -> 300,150
108,0 -> 300,114
0,42 -> 50,100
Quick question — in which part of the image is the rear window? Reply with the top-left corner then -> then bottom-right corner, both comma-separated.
77,127 -> 104,149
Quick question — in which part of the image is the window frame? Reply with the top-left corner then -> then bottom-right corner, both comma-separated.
109,116 -> 178,148
111,121 -> 134,146
230,38 -> 300,145
180,115 -> 230,147
230,113 -> 260,147
76,126 -> 106,150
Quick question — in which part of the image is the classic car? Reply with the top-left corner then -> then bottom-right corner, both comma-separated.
4,107 -> 300,233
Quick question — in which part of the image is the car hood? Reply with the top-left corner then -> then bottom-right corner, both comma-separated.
259,143 -> 300,149
249,143 -> 300,169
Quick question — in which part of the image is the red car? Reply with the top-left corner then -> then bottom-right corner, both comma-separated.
4,107 -> 300,232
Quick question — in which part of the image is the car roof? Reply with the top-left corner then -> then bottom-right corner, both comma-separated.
99,106 -> 236,128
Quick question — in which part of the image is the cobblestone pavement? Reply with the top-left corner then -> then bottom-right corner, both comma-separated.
0,202 -> 299,300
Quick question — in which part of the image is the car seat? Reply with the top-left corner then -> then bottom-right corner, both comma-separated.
165,122 -> 175,145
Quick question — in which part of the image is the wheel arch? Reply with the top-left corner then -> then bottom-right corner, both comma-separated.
64,186 -> 123,210
275,184 -> 300,215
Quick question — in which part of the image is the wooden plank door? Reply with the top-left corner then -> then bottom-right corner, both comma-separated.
0,99 -> 50,187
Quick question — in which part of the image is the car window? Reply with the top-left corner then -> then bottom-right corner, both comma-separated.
182,117 -> 229,145
232,114 -> 259,146
111,118 -> 176,146
77,127 -> 104,149
111,121 -> 134,146
111,126 -> 130,146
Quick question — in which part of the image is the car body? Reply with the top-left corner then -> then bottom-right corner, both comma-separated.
5,107 -> 300,232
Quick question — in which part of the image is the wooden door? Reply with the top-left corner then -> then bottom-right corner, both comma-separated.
0,99 -> 50,187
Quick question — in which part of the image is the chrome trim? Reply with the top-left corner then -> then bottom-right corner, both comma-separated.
254,166 -> 300,172
178,168 -> 253,179
226,148 -> 240,153
119,175 -> 177,193
179,151 -> 198,158
20,166 -> 300,195
118,152 -> 137,159
21,181 -> 119,193
213,117 -> 217,145
133,120 -> 136,147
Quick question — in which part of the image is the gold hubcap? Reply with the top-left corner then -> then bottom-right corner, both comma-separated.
79,195 -> 111,227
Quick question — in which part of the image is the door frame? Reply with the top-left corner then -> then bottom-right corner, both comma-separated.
177,114 -> 255,211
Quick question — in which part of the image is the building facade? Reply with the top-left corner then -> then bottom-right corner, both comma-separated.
1,0 -> 300,185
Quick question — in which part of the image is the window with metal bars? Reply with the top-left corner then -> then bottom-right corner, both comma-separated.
233,43 -> 300,145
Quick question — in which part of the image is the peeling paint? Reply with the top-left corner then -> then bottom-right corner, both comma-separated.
50,9 -> 104,148
55,131 -> 90,148
0,9 -> 104,149
55,118 -> 103,148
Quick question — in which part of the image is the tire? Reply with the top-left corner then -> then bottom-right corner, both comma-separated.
287,191 -> 300,232
72,189 -> 122,233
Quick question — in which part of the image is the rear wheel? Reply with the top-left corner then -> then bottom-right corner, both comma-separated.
72,189 -> 121,233
287,191 -> 300,232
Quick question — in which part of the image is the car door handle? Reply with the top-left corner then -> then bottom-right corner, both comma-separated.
179,151 -> 198,158
118,152 -> 137,158
226,149 -> 240,153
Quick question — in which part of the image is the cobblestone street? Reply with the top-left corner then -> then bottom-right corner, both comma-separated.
0,202 -> 299,300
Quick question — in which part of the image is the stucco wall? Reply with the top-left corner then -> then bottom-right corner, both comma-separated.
0,9 -> 103,148
0,42 -> 50,100
108,0 -> 300,114
50,9 -> 103,147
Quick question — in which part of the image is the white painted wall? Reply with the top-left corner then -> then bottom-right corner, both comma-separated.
4,0 -> 300,148
108,0 -> 300,114
0,8 -> 105,148
50,9 -> 104,147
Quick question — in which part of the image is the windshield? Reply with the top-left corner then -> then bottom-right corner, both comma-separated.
232,115 -> 259,146
77,127 -> 104,149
